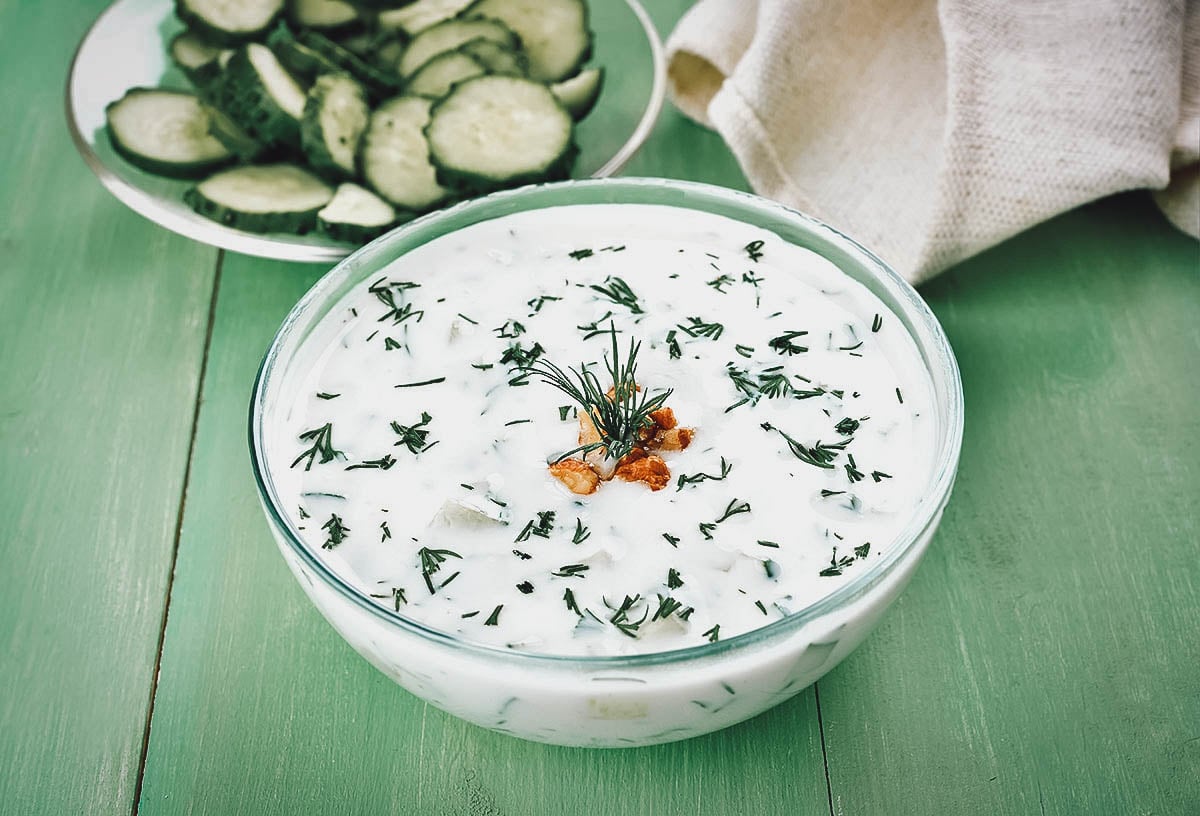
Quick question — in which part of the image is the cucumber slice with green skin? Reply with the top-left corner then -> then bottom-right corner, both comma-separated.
318,183 -> 399,243
337,30 -> 406,72
379,0 -> 473,37
462,0 -> 590,82
287,0 -> 360,35
105,88 -> 233,178
269,23 -> 401,99
210,43 -> 307,149
405,50 -> 486,99
359,96 -> 451,211
397,17 -> 519,78
206,107 -> 276,161
175,0 -> 285,46
425,75 -> 575,192
301,73 -> 370,180
170,30 -> 222,72
550,66 -> 603,120
459,37 -> 528,76
184,163 -> 333,233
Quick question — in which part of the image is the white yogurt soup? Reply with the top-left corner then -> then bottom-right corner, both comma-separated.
268,203 -> 937,657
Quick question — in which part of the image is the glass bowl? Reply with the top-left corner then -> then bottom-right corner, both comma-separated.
64,0 -> 666,263
250,178 -> 964,747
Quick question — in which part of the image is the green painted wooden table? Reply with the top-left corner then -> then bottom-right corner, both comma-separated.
2,2 -> 1198,814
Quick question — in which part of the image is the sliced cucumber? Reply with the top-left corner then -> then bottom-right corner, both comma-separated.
209,43 -> 307,149
378,0 -> 473,35
185,163 -> 333,233
338,30 -> 407,72
301,74 -> 370,179
270,23 -> 401,99
106,88 -> 233,178
405,50 -> 486,98
170,31 -> 222,72
267,29 -> 340,82
425,75 -> 574,192
359,96 -> 451,211
459,37 -> 528,76
463,0 -> 590,82
175,0 -> 284,46
287,0 -> 360,34
170,32 -> 231,90
397,17 -> 519,78
318,183 -> 398,243
207,107 -> 274,161
551,66 -> 603,120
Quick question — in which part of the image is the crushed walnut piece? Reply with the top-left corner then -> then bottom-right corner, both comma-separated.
549,398 -> 694,494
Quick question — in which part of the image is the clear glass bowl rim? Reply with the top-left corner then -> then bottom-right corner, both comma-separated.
63,0 -> 667,263
249,177 -> 965,669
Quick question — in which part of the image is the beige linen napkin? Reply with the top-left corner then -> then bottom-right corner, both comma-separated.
667,0 -> 1199,283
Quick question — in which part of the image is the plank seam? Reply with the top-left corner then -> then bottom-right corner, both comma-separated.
129,251 -> 224,816
814,682 -> 836,816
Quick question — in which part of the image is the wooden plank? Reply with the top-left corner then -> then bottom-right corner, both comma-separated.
818,195 -> 1200,814
0,1 -> 219,813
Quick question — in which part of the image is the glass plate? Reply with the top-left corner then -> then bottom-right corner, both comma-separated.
65,0 -> 666,263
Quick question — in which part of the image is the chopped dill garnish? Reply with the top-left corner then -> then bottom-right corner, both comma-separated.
568,248 -> 594,260
835,417 -> 862,435
896,387 -> 904,403
820,489 -> 846,498
666,329 -> 682,360
394,377 -> 446,389
316,392 -> 339,400
743,240 -> 765,261
291,423 -> 342,470
391,412 -> 433,454
676,457 -> 732,491
590,276 -> 642,313
577,312 -> 622,341
551,563 -> 589,578
676,316 -> 724,340
527,295 -> 561,313
819,547 -> 856,577
609,595 -> 647,638
734,344 -> 755,358
512,549 -> 532,560
662,533 -> 680,547
320,514 -> 349,549
494,319 -> 526,338
514,510 -> 556,542
390,587 -> 406,609
653,594 -> 682,621
484,605 -> 503,625
845,453 -> 865,483
755,600 -> 768,615
855,542 -> 872,558
871,314 -> 883,332
417,547 -> 462,593
763,422 -> 849,470
667,568 -> 684,589
872,470 -> 892,482
456,312 -> 478,325
504,418 -> 532,426
702,624 -> 721,642
757,370 -> 794,399
383,337 -> 402,350
757,540 -> 780,548
563,587 -> 582,615
380,521 -> 391,541
516,581 -> 534,594
707,274 -> 735,293
572,519 -> 591,545
345,455 -> 396,471
768,330 -> 809,355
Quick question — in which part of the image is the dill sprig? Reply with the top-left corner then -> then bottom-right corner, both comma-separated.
768,330 -> 809,355
523,325 -> 671,464
763,422 -> 850,469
